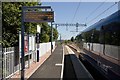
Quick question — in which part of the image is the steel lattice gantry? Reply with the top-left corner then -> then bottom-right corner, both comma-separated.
54,23 -> 87,32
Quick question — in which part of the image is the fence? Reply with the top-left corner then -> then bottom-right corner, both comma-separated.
0,50 -> 2,79
83,42 -> 120,60
2,41 -> 55,79
0,32 -> 56,79
2,47 -> 17,78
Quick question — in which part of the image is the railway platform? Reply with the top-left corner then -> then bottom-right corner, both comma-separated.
28,44 -> 93,80
28,45 -> 63,79
64,45 -> 94,80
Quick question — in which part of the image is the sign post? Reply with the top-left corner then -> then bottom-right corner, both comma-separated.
36,25 -> 41,62
21,7 -> 25,80
51,22 -> 53,53
21,6 -> 54,80
36,32 -> 40,62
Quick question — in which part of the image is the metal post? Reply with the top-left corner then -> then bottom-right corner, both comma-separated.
35,44 -> 37,62
12,49 -> 14,76
51,22 -> 53,53
9,53 -> 10,76
60,34 -> 61,43
36,33 -> 40,62
1,47 -> 4,79
21,7 -> 25,80
28,33 -> 30,68
18,31 -> 21,74
50,7 -> 53,53
37,45 -> 39,62
0,1 -> 3,79
4,50 -> 6,78
35,36 -> 37,63
76,23 -> 78,32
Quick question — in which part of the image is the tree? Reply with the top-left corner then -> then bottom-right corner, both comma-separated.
39,23 -> 59,43
53,28 -> 58,41
71,37 -> 74,42
2,2 -> 38,47
2,2 -> 59,47
40,34 -> 49,43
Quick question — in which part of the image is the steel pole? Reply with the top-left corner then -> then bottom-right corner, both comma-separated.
21,7 -> 25,80
51,22 -> 53,53
28,33 -> 30,68
51,8 -> 53,54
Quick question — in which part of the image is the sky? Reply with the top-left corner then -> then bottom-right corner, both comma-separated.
41,2 -> 118,40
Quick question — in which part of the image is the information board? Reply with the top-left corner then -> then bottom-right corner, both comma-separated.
24,11 -> 54,22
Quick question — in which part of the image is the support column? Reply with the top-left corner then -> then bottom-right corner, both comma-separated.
51,22 -> 53,53
21,7 -> 25,80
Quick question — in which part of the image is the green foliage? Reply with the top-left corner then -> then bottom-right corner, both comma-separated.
25,23 -> 37,34
64,40 -> 68,44
41,23 -> 50,34
53,28 -> 58,41
82,31 -> 91,43
40,34 -> 50,43
40,23 -> 58,43
2,2 -> 59,47
2,2 -> 38,47
71,37 -> 74,42
62,40 -> 71,44
75,34 -> 83,42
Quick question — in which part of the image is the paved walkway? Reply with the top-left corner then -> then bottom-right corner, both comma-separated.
28,45 -> 63,79
10,47 -> 56,79
10,52 -> 51,79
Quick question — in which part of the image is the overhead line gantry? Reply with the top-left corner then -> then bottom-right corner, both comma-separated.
54,23 -> 87,32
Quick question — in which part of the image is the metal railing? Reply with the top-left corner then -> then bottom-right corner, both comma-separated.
3,47 -> 16,78
2,42 -> 55,79
2,47 -> 36,79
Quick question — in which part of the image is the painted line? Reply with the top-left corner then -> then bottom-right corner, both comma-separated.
55,63 -> 62,66
65,46 -> 75,54
60,44 -> 64,80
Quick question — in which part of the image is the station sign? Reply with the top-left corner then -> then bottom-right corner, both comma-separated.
24,11 -> 54,22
